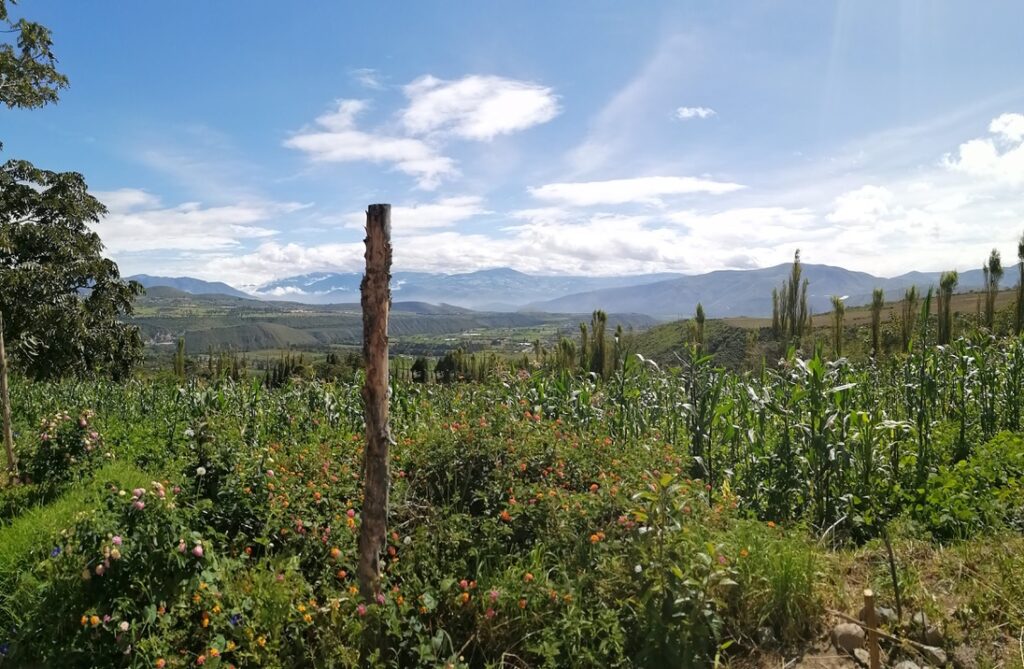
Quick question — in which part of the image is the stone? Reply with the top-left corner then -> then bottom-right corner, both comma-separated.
832,622 -> 866,653
756,625 -> 777,646
893,661 -> 921,669
876,606 -> 898,626
920,645 -> 947,667
951,644 -> 978,669
853,648 -> 871,666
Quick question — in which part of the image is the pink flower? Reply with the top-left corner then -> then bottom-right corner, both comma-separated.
356,604 -> 367,617
177,539 -> 187,553
489,589 -> 500,602
376,593 -> 385,605
133,500 -> 145,510
112,536 -> 123,546
131,488 -> 145,499
459,579 -> 469,591
266,470 -> 275,477
485,608 -> 496,619
192,545 -> 204,558
346,509 -> 355,518
196,655 -> 206,666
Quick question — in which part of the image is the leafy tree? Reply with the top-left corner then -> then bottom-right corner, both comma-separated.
1017,232 -> 1024,335
1,161 -> 143,379
983,248 -> 1003,330
899,285 -> 919,352
1,2 -> 142,380
0,0 -> 68,116
830,295 -> 845,358
937,271 -> 958,345
870,288 -> 884,358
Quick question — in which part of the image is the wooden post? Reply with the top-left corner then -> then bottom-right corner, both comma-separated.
864,589 -> 881,669
0,310 -> 17,482
356,204 -> 392,602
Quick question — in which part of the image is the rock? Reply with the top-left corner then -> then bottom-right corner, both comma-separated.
894,662 -> 921,669
876,606 -> 898,626
951,644 -> 978,669
832,622 -> 866,653
920,645 -> 947,667
911,611 -> 929,629
853,648 -> 870,666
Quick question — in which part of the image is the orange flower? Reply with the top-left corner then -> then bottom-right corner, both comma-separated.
329,547 -> 341,560
499,510 -> 512,522
739,548 -> 749,558
767,521 -> 776,529
524,572 -> 534,583
518,598 -> 527,609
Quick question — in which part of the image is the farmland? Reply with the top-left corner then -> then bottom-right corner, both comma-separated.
2,313 -> 1024,666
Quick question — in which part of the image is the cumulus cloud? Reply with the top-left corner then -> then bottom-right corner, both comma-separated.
402,75 -> 560,140
942,112 -> 1024,186
93,189 -> 303,253
826,185 -> 893,224
529,176 -> 745,206
284,99 -> 457,189
341,196 -> 488,233
675,106 -> 716,120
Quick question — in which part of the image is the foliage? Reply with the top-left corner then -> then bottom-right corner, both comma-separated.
0,160 -> 144,379
0,0 -> 68,114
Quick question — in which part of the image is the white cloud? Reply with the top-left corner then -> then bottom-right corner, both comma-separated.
675,106 -> 716,120
351,68 -> 384,90
93,190 -> 304,253
942,113 -> 1024,186
341,196 -> 488,234
402,75 -> 560,141
826,185 -> 893,224
284,99 -> 457,189
529,175 -> 745,206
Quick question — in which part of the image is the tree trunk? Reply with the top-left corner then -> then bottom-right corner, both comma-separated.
0,311 -> 17,482
356,204 -> 392,602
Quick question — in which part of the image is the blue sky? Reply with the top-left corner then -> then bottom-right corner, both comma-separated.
5,1 -> 1024,288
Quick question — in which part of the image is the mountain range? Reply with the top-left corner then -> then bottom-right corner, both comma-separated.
130,264 -> 1004,319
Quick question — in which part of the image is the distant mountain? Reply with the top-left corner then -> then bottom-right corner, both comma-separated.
129,274 -> 251,299
253,268 -> 685,309
526,264 -> 996,319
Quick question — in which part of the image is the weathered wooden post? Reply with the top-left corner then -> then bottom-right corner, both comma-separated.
356,204 -> 392,602
864,588 -> 881,669
0,310 -> 17,482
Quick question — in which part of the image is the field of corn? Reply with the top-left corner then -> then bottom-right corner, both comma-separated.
1,326 -> 1024,667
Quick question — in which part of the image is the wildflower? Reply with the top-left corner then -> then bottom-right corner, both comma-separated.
376,593 -> 385,605
133,500 -> 145,510
589,483 -> 599,493
518,598 -> 527,609
110,548 -> 121,560
119,621 -> 129,632
489,589 -> 500,602
739,548 -> 749,558
196,466 -> 207,476
209,649 -> 220,658
51,546 -> 61,557
132,488 -> 145,499
329,547 -> 341,560
112,535 -> 123,546
257,635 -> 267,647
485,608 -> 496,619
634,564 -> 643,573
523,572 -> 534,583
229,613 -> 242,627
156,660 -> 166,668
767,521 -> 776,529
196,655 -> 206,665
266,469 -> 275,477
356,604 -> 367,617
192,544 -> 204,558
499,510 -> 512,522
346,508 -> 355,518
201,613 -> 210,628
90,615 -> 100,627
95,564 -> 105,576
80,615 -> 88,626
459,592 -> 470,604
336,569 -> 347,580
459,579 -> 469,591
226,640 -> 236,651
303,613 -> 312,623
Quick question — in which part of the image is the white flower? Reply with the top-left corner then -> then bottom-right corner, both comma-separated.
634,564 -> 643,573
196,466 -> 207,476
403,536 -> 412,545
184,428 -> 195,438
119,621 -> 129,632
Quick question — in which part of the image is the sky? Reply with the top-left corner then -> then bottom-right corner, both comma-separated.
4,1 -> 1024,289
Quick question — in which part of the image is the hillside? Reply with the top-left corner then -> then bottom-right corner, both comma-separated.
129,274 -> 251,298
527,264 -> 994,319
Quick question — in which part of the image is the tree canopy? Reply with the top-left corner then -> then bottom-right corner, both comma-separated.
0,160 -> 143,379
0,0 -> 68,114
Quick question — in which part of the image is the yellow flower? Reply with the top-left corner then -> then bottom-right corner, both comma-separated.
90,615 -> 100,626
303,613 -> 313,623
209,648 -> 220,658
226,641 -> 236,651
257,636 -> 267,648
212,604 -> 222,614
